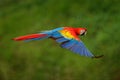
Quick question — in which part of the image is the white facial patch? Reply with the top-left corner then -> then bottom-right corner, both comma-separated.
80,30 -> 85,35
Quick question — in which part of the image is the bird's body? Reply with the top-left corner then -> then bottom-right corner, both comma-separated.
13,27 -> 103,58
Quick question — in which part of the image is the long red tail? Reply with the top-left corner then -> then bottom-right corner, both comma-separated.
13,33 -> 47,41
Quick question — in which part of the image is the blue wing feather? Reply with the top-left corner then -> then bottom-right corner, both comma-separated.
61,39 -> 94,57
52,32 -> 62,38
50,31 -> 69,43
41,27 -> 63,34
56,37 -> 68,43
61,40 -> 77,49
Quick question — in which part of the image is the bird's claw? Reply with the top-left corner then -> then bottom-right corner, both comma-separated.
92,55 -> 104,59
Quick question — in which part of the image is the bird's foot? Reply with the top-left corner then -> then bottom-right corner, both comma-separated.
92,55 -> 104,59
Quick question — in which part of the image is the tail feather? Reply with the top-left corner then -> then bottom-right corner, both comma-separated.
13,33 -> 48,41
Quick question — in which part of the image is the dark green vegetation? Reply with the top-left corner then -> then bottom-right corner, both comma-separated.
0,0 -> 120,80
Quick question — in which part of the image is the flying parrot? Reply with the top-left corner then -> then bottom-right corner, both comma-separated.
13,27 -> 103,58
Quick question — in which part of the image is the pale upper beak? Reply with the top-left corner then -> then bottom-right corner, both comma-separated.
85,31 -> 87,35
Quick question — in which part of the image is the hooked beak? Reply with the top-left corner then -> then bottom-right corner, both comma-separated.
85,31 -> 87,35
85,31 -> 87,36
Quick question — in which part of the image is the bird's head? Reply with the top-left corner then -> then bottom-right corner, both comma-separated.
75,28 -> 87,36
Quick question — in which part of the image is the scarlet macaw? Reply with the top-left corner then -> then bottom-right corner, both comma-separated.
13,27 -> 103,58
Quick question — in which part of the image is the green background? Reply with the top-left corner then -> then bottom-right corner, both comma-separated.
0,0 -> 120,80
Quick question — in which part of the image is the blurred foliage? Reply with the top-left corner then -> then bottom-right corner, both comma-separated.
0,0 -> 120,80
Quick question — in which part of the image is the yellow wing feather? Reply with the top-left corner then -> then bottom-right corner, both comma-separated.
59,30 -> 75,39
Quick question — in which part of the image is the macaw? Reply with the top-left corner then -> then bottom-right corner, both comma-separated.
13,27 -> 103,58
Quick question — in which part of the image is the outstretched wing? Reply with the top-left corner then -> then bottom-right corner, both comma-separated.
60,39 -> 94,57
50,29 -> 94,58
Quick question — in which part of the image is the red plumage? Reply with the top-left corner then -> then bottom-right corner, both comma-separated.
13,34 -> 47,41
